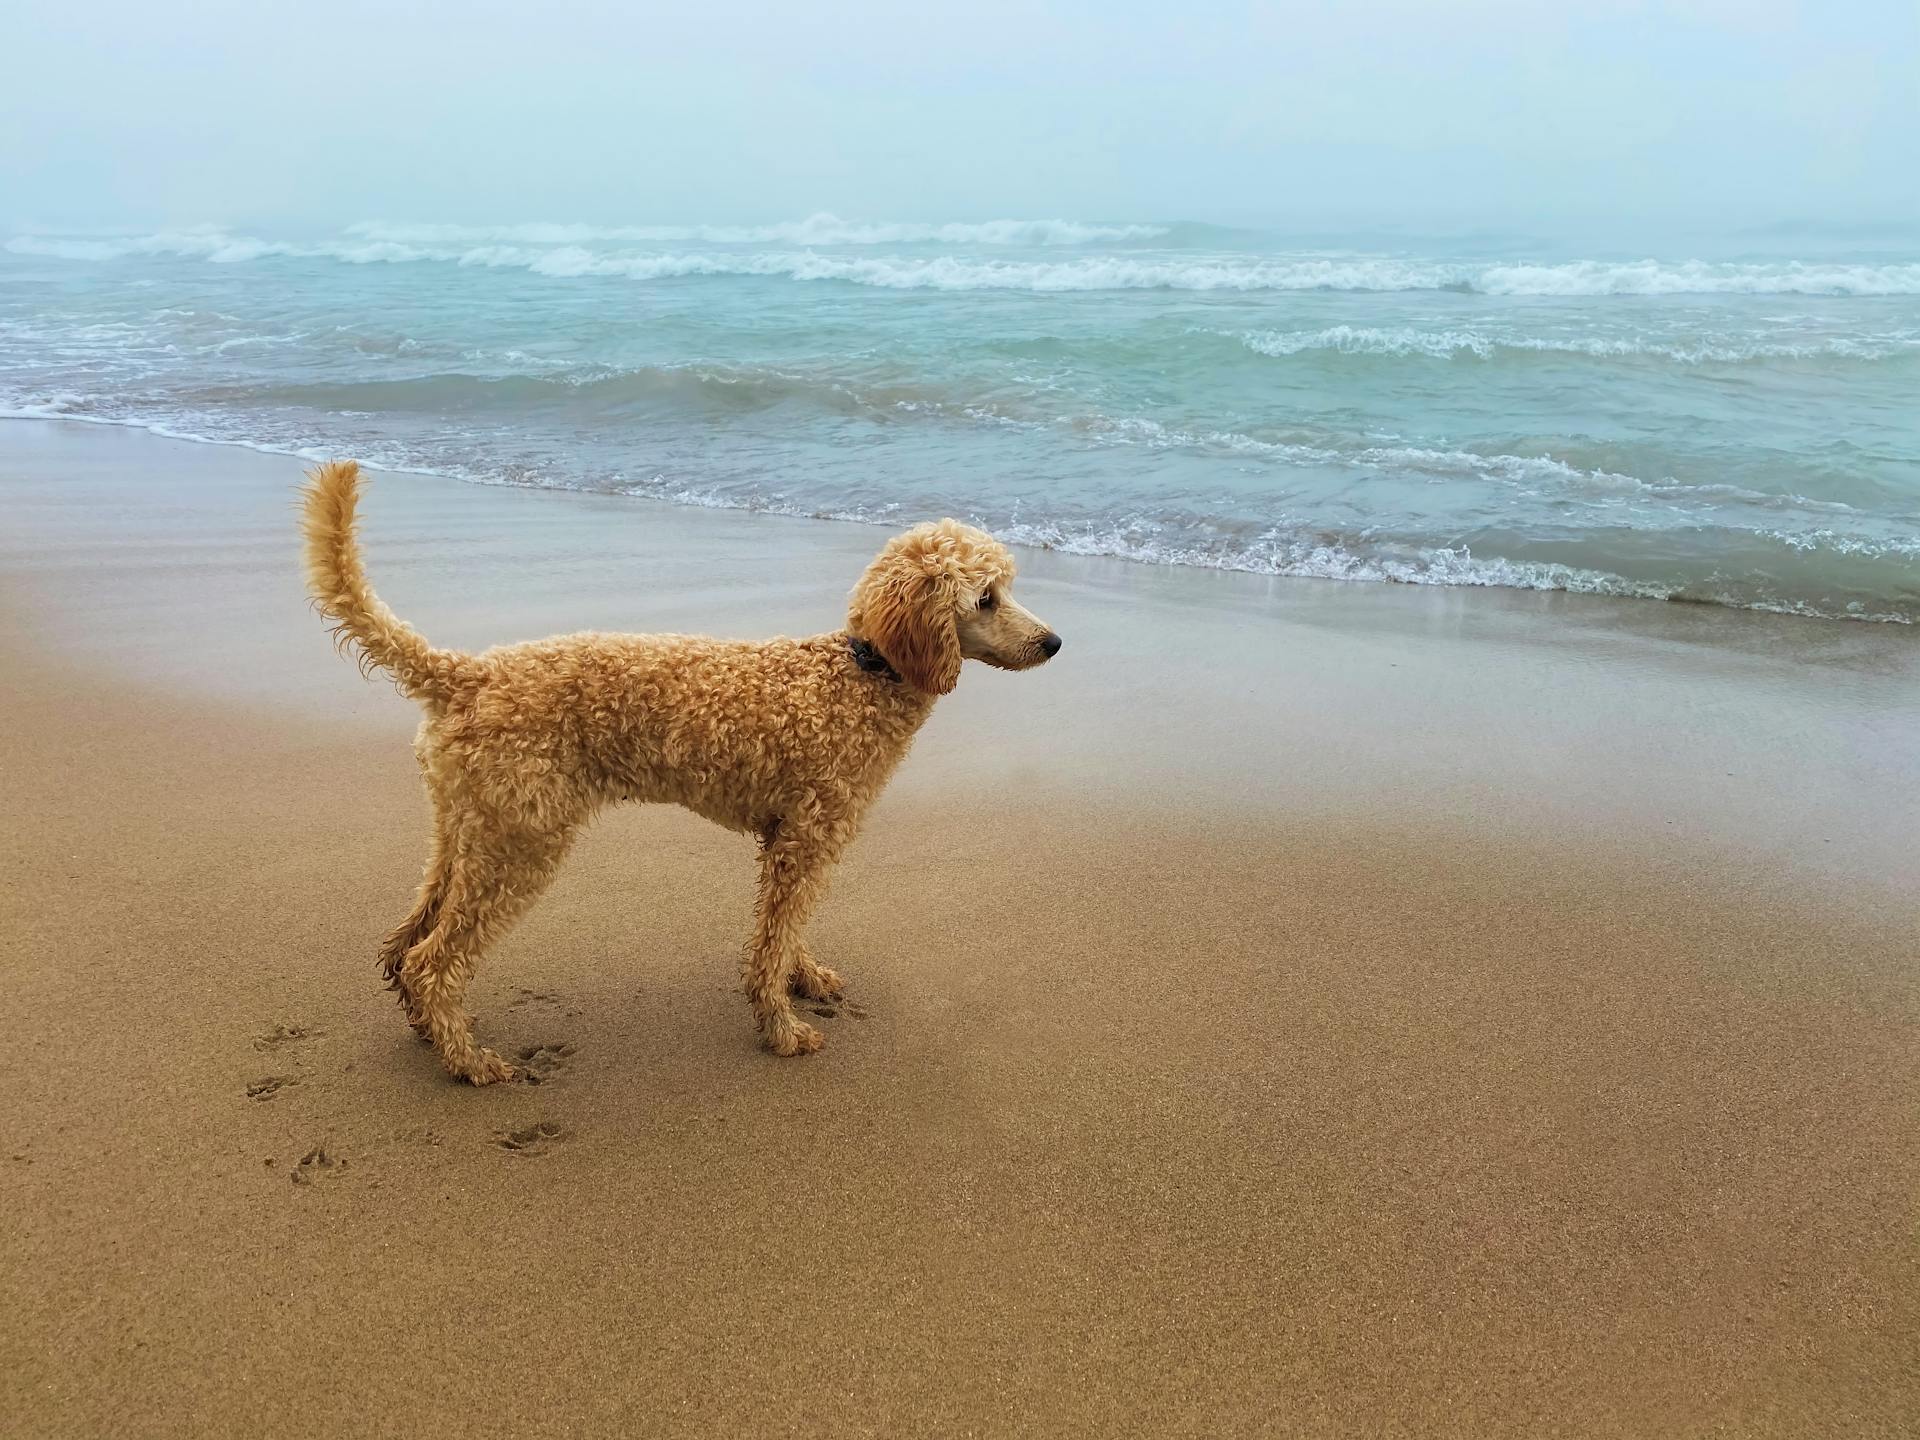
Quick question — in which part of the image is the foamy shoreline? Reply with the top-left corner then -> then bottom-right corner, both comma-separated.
4,406 -> 1912,625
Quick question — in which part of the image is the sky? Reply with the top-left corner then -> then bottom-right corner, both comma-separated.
5,0 -> 1916,236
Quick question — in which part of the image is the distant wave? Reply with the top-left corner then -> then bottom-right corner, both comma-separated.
2,215 -> 1169,261
5,232 -> 426,264
345,215 -> 1171,246
1237,325 -> 1920,364
12,230 -> 1920,295
452,249 -> 1920,296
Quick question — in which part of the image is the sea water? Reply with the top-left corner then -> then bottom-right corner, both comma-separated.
3,217 -> 1915,622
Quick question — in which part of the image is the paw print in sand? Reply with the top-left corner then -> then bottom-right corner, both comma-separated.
289,1146 -> 348,1185
493,1122 -> 567,1156
806,999 -> 871,1021
514,1041 -> 577,1085
254,1023 -> 322,1052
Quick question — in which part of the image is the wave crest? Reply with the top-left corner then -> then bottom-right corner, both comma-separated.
344,215 -> 1169,247
13,229 -> 1920,295
1238,326 -> 1920,364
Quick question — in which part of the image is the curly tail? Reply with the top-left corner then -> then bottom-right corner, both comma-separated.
301,461 -> 468,706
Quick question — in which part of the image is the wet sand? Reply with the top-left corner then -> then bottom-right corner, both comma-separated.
2,419 -> 1916,1437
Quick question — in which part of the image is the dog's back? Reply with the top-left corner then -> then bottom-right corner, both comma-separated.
435,630 -> 929,835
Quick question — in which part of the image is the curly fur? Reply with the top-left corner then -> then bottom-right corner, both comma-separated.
301,461 -> 1060,1083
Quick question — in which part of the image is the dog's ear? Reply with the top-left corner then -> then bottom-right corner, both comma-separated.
861,565 -> 961,695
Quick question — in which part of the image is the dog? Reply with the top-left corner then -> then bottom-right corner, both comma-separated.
301,461 -> 1060,1083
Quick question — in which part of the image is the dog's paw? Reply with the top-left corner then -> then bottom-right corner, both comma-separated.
765,1019 -> 825,1057
790,963 -> 845,1001
459,1049 -> 518,1086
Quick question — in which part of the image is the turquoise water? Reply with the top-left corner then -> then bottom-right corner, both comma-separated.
3,218 -> 1916,621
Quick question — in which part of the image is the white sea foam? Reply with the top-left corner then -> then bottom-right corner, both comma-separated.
1237,326 -> 1920,363
994,519 -> 1681,601
0,394 -> 97,419
1760,528 -> 1920,559
1474,259 -> 1920,296
492,251 -> 1466,291
14,229 -> 1920,295
1242,326 -> 1505,359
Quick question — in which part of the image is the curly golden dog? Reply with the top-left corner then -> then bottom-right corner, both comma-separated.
302,461 -> 1060,1084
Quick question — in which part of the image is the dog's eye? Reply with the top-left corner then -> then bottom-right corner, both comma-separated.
977,591 -> 997,611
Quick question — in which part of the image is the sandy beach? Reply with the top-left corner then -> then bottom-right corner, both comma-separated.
3,418 -> 1916,1436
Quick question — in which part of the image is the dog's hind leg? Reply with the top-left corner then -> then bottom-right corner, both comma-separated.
402,819 -> 577,1085
380,739 -> 461,1038
745,819 -> 844,1056
379,802 -> 453,1039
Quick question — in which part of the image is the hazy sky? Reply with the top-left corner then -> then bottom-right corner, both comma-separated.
6,0 -> 1916,234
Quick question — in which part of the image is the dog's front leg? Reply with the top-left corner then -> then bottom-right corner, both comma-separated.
744,822 -> 841,1055
755,820 -> 844,1002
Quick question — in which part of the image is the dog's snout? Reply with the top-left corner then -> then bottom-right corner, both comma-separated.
1039,632 -> 1062,658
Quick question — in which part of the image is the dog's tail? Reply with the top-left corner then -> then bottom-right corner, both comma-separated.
301,460 -> 468,706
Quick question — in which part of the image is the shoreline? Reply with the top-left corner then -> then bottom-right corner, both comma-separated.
5,408 -> 1911,627
3,417 -> 1916,1435
4,417 -> 1911,886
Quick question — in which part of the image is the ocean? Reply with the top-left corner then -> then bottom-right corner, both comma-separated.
3,217 -> 1916,622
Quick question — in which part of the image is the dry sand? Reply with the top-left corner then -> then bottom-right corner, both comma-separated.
2,420 -> 1916,1437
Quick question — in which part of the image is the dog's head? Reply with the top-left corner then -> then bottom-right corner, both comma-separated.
846,520 -> 1061,695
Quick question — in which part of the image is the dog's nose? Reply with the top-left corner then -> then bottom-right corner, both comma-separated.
1039,632 -> 1062,658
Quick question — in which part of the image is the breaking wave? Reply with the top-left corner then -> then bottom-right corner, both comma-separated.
11,229 -> 1920,295
1237,325 -> 1920,364
343,215 -> 1170,246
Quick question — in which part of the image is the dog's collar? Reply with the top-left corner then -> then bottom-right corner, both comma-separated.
847,634 -> 901,683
